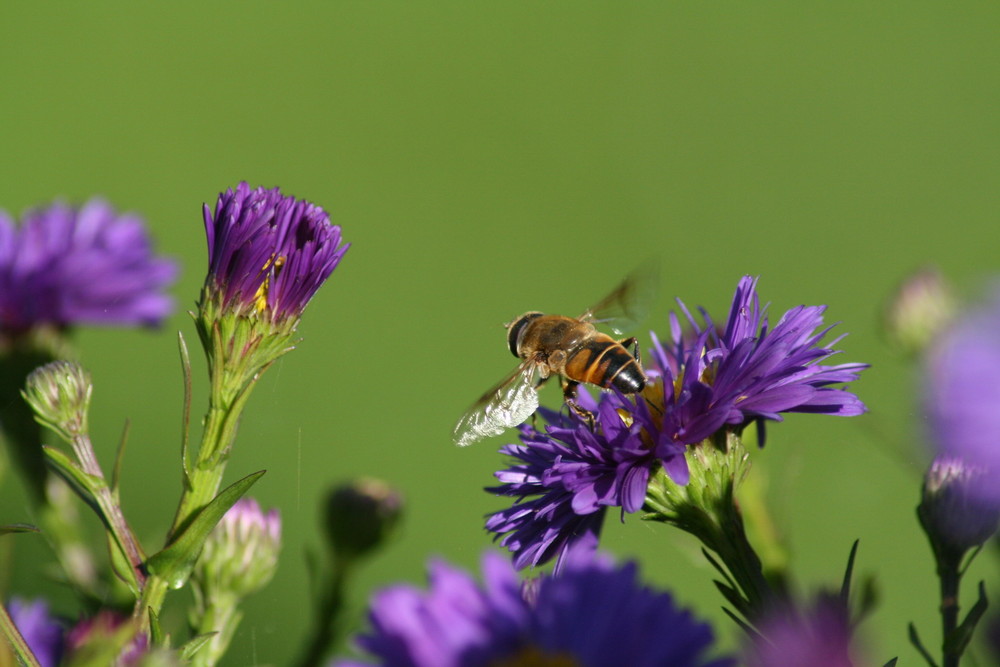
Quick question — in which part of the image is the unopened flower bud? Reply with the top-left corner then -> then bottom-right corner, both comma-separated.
918,457 -> 1000,556
194,497 -> 281,597
323,478 -> 402,561
884,267 -> 955,355
22,361 -> 92,441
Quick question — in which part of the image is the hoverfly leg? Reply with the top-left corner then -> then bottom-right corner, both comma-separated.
561,378 -> 595,430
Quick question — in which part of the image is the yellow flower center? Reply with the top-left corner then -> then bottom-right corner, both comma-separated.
253,255 -> 286,313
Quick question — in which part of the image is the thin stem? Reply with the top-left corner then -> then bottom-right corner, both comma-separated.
295,556 -> 351,667
936,550 -> 962,667
70,433 -> 146,588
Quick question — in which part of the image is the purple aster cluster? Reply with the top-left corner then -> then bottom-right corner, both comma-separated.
202,182 -> 349,322
332,550 -> 732,667
0,199 -> 176,336
487,276 -> 867,568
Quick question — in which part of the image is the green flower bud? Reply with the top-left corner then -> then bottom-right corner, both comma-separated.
884,267 -> 955,355
21,360 -> 92,442
323,478 -> 402,561
193,497 -> 281,598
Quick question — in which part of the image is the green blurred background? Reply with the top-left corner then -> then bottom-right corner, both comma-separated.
1,2 -> 998,664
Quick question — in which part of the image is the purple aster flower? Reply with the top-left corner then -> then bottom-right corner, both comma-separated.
201,182 -> 348,322
487,276 -> 867,568
675,276 -> 868,447
485,390 -> 659,570
8,597 -> 64,667
0,199 -> 176,336
332,550 -> 733,667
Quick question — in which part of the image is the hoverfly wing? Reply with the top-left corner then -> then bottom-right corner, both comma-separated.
453,361 -> 539,447
580,262 -> 660,335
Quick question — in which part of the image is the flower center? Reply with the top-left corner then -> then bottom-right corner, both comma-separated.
489,645 -> 579,667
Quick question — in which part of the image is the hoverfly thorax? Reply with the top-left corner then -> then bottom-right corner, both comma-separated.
506,312 -> 543,358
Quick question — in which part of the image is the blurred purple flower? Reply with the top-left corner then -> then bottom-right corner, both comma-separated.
332,550 -> 732,667
0,199 -> 177,335
8,598 -> 64,667
924,288 -> 1000,505
743,598 -> 858,667
487,276 -> 867,568
65,610 -> 146,666
202,182 -> 349,322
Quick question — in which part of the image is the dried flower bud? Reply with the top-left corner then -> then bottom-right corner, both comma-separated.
21,361 -> 92,441
884,267 -> 955,355
323,478 -> 402,561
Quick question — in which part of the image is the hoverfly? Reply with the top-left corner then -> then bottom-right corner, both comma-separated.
452,267 -> 657,447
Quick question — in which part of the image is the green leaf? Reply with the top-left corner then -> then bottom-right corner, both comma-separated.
148,607 -> 165,648
0,523 -> 40,536
908,622 -> 939,667
713,579 -> 751,619
43,446 -> 103,516
946,580 -> 989,658
179,633 -> 216,661
839,539 -> 860,604
178,331 -> 193,483
145,470 -> 265,589
721,606 -> 759,639
111,419 -> 131,494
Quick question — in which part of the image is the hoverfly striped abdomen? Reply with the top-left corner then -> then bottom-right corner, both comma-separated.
565,335 -> 645,394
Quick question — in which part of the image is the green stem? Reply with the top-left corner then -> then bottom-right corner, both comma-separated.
295,556 -> 351,667
937,551 -> 962,667
0,601 -> 42,667
190,591 -> 243,667
137,358 -> 258,622
70,433 -> 146,588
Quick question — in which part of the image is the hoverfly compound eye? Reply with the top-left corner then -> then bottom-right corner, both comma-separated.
506,312 -> 543,358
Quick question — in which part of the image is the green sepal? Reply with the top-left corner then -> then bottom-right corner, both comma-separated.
107,530 -> 141,598
0,523 -> 40,535
146,470 -> 265,589
179,633 -> 217,661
